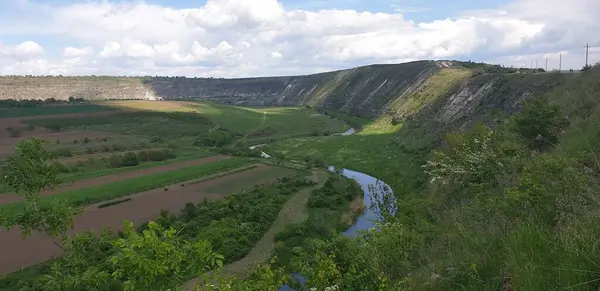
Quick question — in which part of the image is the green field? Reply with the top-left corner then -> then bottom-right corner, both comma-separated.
0,157 -> 254,214
263,133 -> 426,193
0,104 -> 117,118
26,100 -> 349,141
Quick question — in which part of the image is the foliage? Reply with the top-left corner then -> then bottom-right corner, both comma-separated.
0,138 -> 81,251
511,96 -> 568,151
212,146 -> 262,158
21,220 -> 223,291
97,198 -> 132,209
273,175 -> 363,267
193,130 -> 238,147
154,175 -> 315,264
109,221 -> 223,290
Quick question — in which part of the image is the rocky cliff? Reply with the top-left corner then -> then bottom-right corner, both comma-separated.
0,61 -> 568,123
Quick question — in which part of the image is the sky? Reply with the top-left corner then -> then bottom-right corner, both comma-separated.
0,0 -> 598,77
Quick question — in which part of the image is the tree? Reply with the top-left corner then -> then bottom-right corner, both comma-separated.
512,96 -> 568,151
110,220 -> 224,291
35,220 -> 225,290
0,138 -> 81,250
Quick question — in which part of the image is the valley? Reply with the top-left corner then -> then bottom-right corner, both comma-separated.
0,62 -> 599,291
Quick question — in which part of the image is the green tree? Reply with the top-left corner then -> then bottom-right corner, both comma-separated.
0,138 -> 81,250
512,96 -> 568,151
110,220 -> 224,290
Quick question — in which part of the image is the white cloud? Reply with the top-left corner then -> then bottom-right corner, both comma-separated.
64,46 -> 93,57
13,41 -> 44,57
0,0 -> 598,76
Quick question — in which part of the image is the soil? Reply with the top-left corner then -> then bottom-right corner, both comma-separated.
0,111 -> 122,158
55,147 -> 168,164
0,155 -> 230,205
0,164 -> 275,275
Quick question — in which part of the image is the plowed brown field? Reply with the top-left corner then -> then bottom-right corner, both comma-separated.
0,164 -> 282,275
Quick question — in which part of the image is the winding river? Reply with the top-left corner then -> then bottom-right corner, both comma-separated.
248,126 -> 395,290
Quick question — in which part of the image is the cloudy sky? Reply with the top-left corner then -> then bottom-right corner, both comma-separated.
0,0 -> 598,77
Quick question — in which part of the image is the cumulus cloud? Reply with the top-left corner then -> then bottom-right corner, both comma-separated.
64,46 -> 93,57
13,41 -> 44,57
0,0 -> 598,76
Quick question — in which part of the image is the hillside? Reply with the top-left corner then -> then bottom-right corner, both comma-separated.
0,61 -> 558,121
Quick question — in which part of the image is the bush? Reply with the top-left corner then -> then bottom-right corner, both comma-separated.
512,96 -> 568,151
6,127 -> 22,137
52,162 -> 71,173
97,198 -> 132,208
83,137 -> 91,144
193,131 -> 235,147
47,124 -> 62,132
119,152 -> 139,167
53,148 -> 73,157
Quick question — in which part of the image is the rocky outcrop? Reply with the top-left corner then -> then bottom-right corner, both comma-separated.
0,61 -> 439,118
0,61 -> 567,123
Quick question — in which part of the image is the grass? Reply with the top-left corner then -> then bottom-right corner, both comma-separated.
27,100 -> 348,141
0,104 -> 117,118
204,166 -> 298,195
263,134 -> 426,194
0,157 -> 254,214
0,148 -> 215,194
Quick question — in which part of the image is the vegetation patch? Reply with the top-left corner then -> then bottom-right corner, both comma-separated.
271,174 -> 363,267
3,173 -> 316,290
0,157 -> 253,214
0,104 -> 117,118
97,198 -> 132,209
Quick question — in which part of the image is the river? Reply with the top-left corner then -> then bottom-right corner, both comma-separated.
248,127 -> 395,290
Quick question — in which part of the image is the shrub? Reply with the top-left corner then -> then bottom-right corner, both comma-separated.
52,162 -> 71,173
512,96 -> 568,151
86,147 -> 94,154
83,137 -> 91,144
53,148 -> 73,157
97,198 -> 132,209
6,127 -> 22,137
47,124 -> 62,132
119,152 -> 139,167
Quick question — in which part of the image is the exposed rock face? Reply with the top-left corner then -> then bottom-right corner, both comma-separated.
0,61 -> 439,118
0,61 -> 566,124
0,77 -> 151,101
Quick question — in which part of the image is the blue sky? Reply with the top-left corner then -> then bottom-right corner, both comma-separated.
0,0 -> 597,76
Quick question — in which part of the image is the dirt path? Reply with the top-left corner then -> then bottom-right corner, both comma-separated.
0,155 -> 230,205
182,169 -> 328,290
0,164 -> 277,275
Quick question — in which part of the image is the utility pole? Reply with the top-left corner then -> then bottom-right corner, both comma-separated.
545,57 -> 548,71
536,60 -> 539,69
585,43 -> 589,67
559,54 -> 562,72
